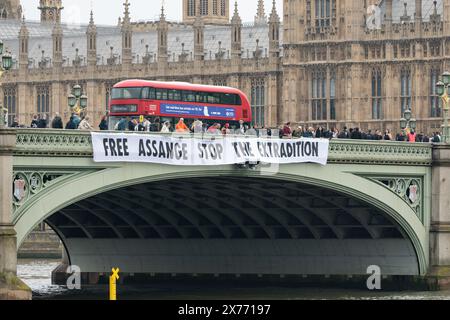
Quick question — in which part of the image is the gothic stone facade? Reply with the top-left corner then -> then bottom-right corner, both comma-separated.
1,0 -> 450,134
283,0 -> 450,134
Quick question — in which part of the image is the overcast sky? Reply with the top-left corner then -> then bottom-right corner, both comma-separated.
21,0 -> 283,26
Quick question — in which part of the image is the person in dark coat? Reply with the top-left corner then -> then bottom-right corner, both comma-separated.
30,114 -> 39,128
116,118 -> 127,131
51,113 -> 63,129
65,116 -> 77,129
99,115 -> 108,130
37,114 -> 48,128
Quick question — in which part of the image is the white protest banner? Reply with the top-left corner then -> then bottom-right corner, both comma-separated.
91,132 -> 330,166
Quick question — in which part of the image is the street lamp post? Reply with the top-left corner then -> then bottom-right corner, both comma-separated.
0,40 -> 14,129
436,71 -> 450,143
67,84 -> 88,117
399,107 -> 417,138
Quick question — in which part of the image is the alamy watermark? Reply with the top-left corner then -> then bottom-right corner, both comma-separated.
66,265 -> 81,290
366,265 -> 381,290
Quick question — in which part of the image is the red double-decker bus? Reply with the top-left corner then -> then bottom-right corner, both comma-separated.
108,79 -> 251,130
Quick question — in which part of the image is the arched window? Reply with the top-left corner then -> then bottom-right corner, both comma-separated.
251,78 -> 266,127
3,86 -> 16,126
220,0 -> 226,16
400,68 -> 412,114
372,69 -> 382,119
36,85 -> 51,118
200,0 -> 208,15
311,70 -> 327,120
315,0 -> 334,27
213,0 -> 218,15
188,0 -> 195,16
330,71 -> 336,120
430,68 -> 441,118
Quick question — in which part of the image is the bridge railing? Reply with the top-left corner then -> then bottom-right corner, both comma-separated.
12,129 -> 433,165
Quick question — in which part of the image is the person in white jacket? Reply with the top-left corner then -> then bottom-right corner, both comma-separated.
78,116 -> 94,131
161,121 -> 171,133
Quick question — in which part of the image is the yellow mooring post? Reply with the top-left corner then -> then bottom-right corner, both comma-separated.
109,268 -> 120,300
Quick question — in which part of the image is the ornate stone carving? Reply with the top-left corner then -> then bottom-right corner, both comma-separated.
12,171 -> 78,215
368,176 -> 423,221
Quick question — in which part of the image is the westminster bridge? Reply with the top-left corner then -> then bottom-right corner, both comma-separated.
1,128 -> 450,298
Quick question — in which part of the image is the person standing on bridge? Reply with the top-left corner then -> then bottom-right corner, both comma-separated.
161,121 -> 171,133
37,114 -> 48,128
176,118 -> 189,133
282,122 -> 292,138
407,130 -> 417,143
65,115 -> 76,129
51,113 -> 63,129
99,115 -> 108,131
191,119 -> 203,133
73,113 -> 81,128
30,114 -> 39,128
222,123 -> 231,135
78,116 -> 94,131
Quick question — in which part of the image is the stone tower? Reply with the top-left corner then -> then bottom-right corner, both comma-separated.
121,0 -> 133,68
230,1 -> 242,60
0,0 -> 21,20
38,0 -> 63,23
254,0 -> 267,25
157,6 -> 168,65
86,10 -> 97,67
183,0 -> 229,25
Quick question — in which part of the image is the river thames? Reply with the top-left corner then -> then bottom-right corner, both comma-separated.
16,259 -> 450,300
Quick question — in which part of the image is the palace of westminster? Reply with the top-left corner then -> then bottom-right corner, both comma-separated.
0,0 -> 449,133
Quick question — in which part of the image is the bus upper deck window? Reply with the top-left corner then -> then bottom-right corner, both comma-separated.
142,87 -> 149,99
168,89 -> 181,101
156,89 -> 168,100
149,88 -> 156,99
183,91 -> 195,102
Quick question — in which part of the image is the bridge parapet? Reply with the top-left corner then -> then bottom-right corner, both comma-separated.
13,129 -> 433,166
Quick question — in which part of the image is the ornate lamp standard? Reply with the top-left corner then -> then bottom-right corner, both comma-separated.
0,40 -> 14,129
400,108 -> 417,136
67,84 -> 88,117
436,71 -> 450,143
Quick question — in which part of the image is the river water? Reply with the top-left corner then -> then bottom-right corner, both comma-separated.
16,259 -> 450,300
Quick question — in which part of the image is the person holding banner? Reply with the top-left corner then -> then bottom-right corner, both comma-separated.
191,119 -> 203,133
176,118 -> 189,133
78,115 -> 94,131
207,123 -> 221,134
161,121 -> 171,133
222,123 -> 231,135
282,122 -> 292,138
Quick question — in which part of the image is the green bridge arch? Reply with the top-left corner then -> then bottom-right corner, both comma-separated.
13,163 -> 429,275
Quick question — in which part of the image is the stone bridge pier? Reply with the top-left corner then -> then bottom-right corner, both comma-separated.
430,145 -> 450,282
0,130 -> 31,299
